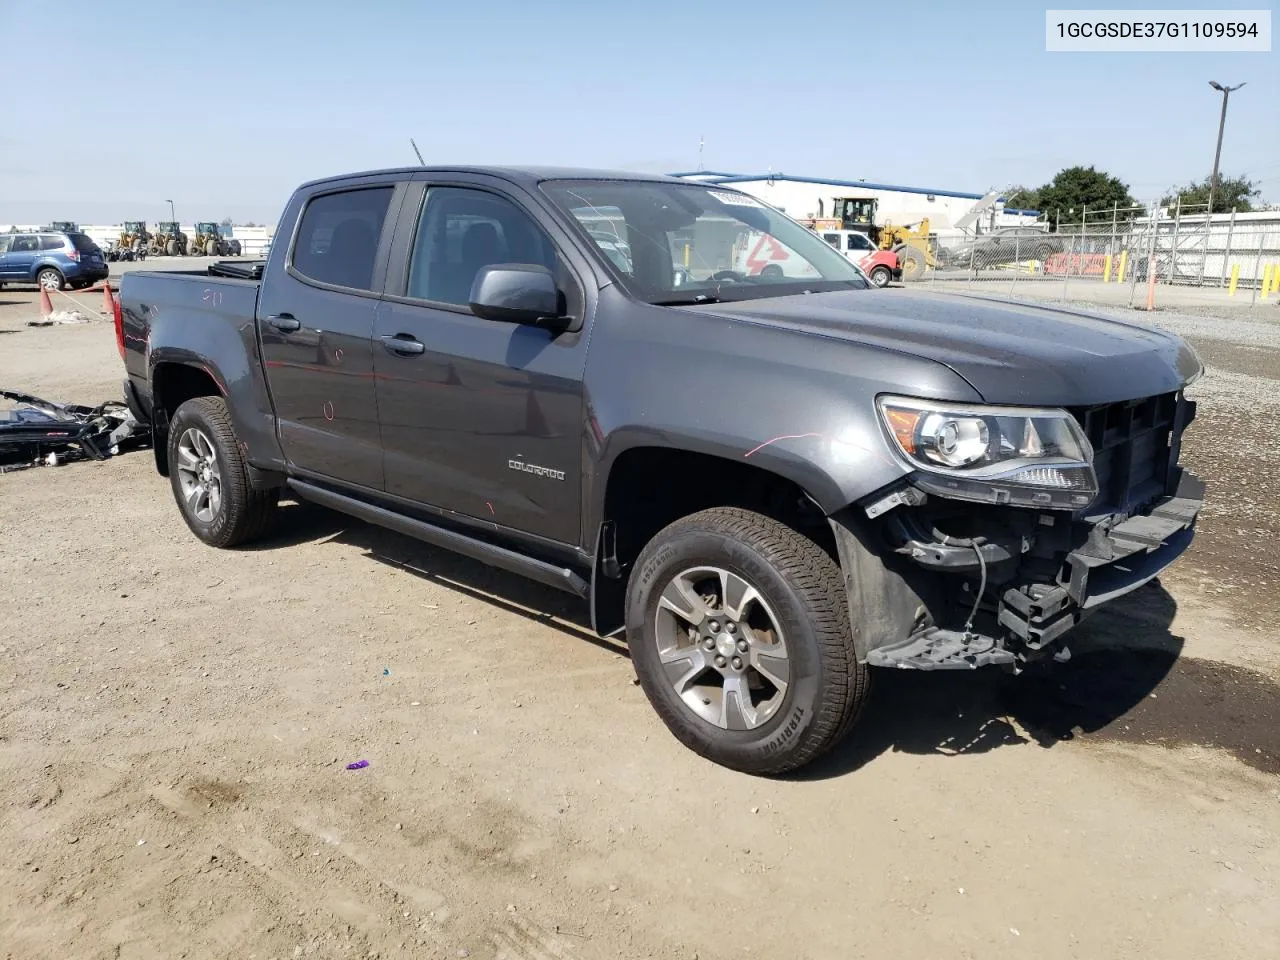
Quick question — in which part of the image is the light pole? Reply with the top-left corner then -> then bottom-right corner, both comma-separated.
1207,81 -> 1245,214
166,199 -> 176,224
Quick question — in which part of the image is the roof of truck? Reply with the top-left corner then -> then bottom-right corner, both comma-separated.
297,166 -> 687,190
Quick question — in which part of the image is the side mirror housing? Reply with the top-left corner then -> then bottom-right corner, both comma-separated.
469,264 -> 561,326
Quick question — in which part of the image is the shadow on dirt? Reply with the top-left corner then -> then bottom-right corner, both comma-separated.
255,499 -> 620,655
257,501 -> 1280,777
805,582 -> 1280,779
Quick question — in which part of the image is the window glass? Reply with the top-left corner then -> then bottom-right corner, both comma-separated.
0,236 -> 10,254
290,186 -> 393,291
542,180 -> 869,305
69,233 -> 99,253
11,235 -> 39,253
407,186 -> 558,306
41,235 -> 66,251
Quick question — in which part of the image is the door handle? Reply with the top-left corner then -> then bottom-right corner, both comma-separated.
267,314 -> 300,333
380,333 -> 425,356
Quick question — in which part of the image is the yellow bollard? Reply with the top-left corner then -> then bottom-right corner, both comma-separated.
1229,263 -> 1240,296
684,243 -> 690,268
1103,254 -> 1113,283
1116,250 -> 1128,283
1264,264 -> 1275,298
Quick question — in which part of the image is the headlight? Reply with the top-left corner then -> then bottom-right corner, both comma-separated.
877,395 -> 1098,509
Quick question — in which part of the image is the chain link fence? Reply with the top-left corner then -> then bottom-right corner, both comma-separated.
905,199 -> 1280,308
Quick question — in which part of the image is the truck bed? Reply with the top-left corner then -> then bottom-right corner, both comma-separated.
118,269 -> 264,403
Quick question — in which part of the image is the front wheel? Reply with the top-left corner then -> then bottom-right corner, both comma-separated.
895,246 -> 925,281
167,396 -> 279,548
869,265 -> 891,287
626,507 -> 867,775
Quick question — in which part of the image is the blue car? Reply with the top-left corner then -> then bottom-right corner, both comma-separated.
0,230 -> 109,291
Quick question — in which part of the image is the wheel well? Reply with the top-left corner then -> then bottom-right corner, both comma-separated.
151,363 -> 223,474
591,447 -> 837,633
36,264 -> 63,278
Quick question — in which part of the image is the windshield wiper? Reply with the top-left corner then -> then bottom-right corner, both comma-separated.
651,294 -> 724,306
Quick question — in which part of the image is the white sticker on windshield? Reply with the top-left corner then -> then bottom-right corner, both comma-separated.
709,190 -> 764,208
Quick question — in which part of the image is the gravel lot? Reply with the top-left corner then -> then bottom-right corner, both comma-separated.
2,270 -> 1278,960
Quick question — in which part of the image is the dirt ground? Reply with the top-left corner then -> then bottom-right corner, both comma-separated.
2,275 -> 1279,960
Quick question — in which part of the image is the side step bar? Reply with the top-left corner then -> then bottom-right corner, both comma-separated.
287,479 -> 589,599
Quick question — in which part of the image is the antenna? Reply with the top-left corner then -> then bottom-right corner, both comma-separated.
410,138 -> 425,165
698,134 -> 704,172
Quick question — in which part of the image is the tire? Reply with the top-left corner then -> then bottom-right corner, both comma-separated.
895,246 -> 924,281
869,265 -> 891,287
37,267 -> 64,291
626,507 -> 867,775
166,239 -> 178,256
166,396 -> 279,548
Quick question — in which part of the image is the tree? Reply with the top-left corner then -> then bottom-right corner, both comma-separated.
1161,174 -> 1260,214
1032,166 -> 1137,228
220,217 -> 234,229
1004,184 -> 1040,210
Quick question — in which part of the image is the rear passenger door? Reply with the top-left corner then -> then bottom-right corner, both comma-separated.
0,235 -> 12,279
258,178 -> 405,491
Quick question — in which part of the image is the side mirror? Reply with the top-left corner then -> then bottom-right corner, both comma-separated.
469,264 -> 561,326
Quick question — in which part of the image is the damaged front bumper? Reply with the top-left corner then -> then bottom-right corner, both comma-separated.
830,470 -> 1205,672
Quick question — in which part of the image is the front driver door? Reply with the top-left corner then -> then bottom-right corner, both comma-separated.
372,179 -> 591,546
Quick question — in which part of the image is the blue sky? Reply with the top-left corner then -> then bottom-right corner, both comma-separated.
0,0 -> 1275,225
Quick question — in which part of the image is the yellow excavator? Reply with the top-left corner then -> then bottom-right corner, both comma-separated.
827,197 -> 935,281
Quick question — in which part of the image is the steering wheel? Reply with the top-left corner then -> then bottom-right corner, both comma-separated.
710,269 -> 746,282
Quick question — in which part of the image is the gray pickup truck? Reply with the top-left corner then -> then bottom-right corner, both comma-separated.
115,166 -> 1205,774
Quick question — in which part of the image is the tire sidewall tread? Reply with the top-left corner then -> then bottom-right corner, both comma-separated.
626,506 -> 867,775
167,396 -> 276,548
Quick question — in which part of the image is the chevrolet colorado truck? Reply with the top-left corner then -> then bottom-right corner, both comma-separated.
115,167 -> 1205,775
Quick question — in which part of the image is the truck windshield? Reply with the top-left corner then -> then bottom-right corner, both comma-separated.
541,180 -> 869,304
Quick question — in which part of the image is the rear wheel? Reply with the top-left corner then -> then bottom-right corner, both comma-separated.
869,265 -> 891,287
167,396 -> 279,548
37,267 -> 64,291
626,507 -> 867,775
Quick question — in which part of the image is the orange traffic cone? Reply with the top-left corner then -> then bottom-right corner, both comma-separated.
102,281 -> 113,315
39,286 -> 53,318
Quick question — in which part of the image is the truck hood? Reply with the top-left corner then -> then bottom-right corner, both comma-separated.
689,289 -> 1202,406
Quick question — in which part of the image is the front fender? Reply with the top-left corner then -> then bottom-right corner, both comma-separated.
580,296 -> 984,536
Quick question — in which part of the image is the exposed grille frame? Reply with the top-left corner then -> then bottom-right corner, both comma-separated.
1069,390 -> 1191,519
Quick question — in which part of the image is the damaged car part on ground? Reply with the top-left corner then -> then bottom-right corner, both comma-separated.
0,389 -> 151,472
115,166 -> 1207,775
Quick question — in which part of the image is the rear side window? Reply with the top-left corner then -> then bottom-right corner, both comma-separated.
69,233 -> 98,253
40,235 -> 67,251
290,186 -> 394,292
